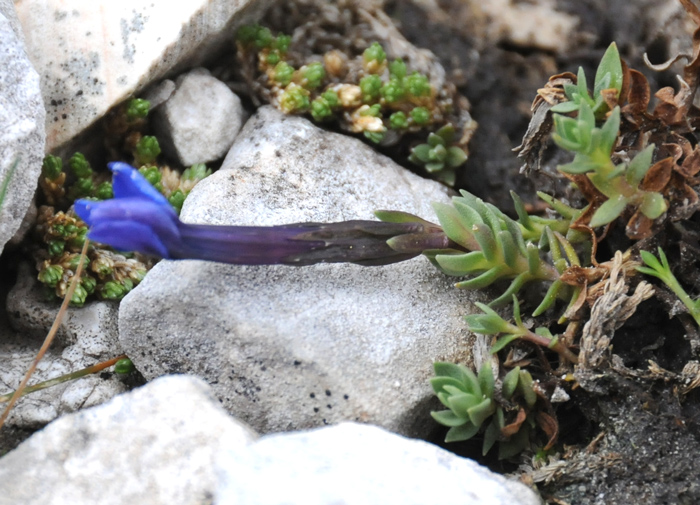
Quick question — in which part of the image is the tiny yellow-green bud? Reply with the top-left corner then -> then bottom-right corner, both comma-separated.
410,106 -> 431,125
363,42 -> 386,64
38,264 -> 63,287
69,153 -> 92,179
360,75 -> 382,103
273,61 -> 294,86
126,98 -> 150,121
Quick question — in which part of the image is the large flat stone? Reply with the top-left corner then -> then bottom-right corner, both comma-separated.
119,106 -> 484,438
14,0 -> 272,151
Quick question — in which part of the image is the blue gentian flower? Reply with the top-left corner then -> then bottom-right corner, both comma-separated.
74,162 -> 451,266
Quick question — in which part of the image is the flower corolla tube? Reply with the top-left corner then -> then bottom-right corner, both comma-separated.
74,162 -> 451,266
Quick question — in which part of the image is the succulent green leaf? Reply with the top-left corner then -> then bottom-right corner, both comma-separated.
640,192 -> 667,219
599,106 -> 620,155
498,230 -> 518,268
472,224 -> 498,262
533,279 -> 564,316
425,162 -> 444,173
452,199 -> 485,229
448,393 -> 483,416
490,333 -> 522,354
467,398 -> 495,427
431,409 -> 468,427
482,419 -> 500,455
432,202 -> 475,249
526,243 -> 541,275
510,191 -> 533,230
594,42 -> 623,97
489,274 -> 529,307
427,132 -> 445,147
550,101 -> 580,113
626,145 -> 655,187
445,422 -> 480,442
576,66 -> 589,99
478,364 -> 495,399
455,265 -> 508,290
446,146 -> 468,167
502,367 -> 520,399
433,362 -> 470,384
518,370 -> 537,407
429,376 -> 466,395
435,251 -> 489,276
589,195 -> 627,227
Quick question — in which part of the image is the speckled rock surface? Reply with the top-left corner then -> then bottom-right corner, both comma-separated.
0,263 -> 126,449
153,68 -> 245,166
14,0 -> 273,151
0,0 -> 46,255
0,375 -> 258,505
0,376 -> 539,505
119,106 -> 485,438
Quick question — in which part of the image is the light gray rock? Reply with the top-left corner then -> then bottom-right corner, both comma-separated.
119,106 -> 485,438
0,376 -> 540,505
14,0 -> 273,151
0,2 -> 46,255
215,422 -> 542,505
0,375 -> 258,505
0,263 -> 126,441
7,263 -> 120,352
153,68 -> 245,165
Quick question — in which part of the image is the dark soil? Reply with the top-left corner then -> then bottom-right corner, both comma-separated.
387,1 -> 700,503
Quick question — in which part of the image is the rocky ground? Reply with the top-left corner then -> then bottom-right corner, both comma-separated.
2,0 -> 700,504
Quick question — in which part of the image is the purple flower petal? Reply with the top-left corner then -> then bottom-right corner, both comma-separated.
88,221 -> 170,257
109,162 -> 174,213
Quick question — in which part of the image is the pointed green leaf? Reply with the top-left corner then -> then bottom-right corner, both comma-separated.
599,106 -> 620,155
446,146 -> 468,167
431,409 -> 468,427
478,364 -> 495,399
533,279 -> 564,316
445,422 -> 480,442
577,66 -> 589,98
472,224 -> 498,262
427,132 -> 445,147
550,101 -> 580,113
452,199 -> 484,228
447,392 -> 482,416
626,145 -> 655,187
411,144 -> 432,162
435,251 -> 489,276
518,370 -> 537,407
536,192 -> 577,219
502,367 -> 520,400
498,230 -> 518,268
433,362 -> 469,383
435,124 -> 456,143
490,333 -> 521,354
489,274 -> 529,307
429,376 -> 466,395
432,202 -> 475,249
594,42 -> 623,96
425,162 -> 444,173
455,265 -> 507,290
589,195 -> 627,227
467,398 -> 495,427
640,191 -> 667,219
482,419 -> 500,455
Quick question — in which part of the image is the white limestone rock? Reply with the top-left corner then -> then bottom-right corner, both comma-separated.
0,263 -> 126,440
119,106 -> 485,438
0,377 -> 540,505
153,68 -> 245,166
0,375 -> 258,505
14,0 -> 273,151
0,0 -> 46,255
215,422 -> 542,505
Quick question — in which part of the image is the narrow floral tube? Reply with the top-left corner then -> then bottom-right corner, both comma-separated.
73,163 -> 452,266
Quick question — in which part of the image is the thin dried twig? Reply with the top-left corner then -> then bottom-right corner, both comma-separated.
0,239 -> 90,430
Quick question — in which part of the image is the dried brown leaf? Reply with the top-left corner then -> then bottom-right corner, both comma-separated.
641,157 -> 674,192
536,411 -> 559,450
501,407 -> 528,438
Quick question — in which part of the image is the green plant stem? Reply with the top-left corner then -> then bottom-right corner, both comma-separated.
0,354 -> 127,403
521,329 -> 579,364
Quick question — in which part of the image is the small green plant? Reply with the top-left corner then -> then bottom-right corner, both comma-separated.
409,125 -> 468,185
430,362 -> 538,459
637,248 -> 700,326
236,24 -> 474,186
550,43 -> 667,230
